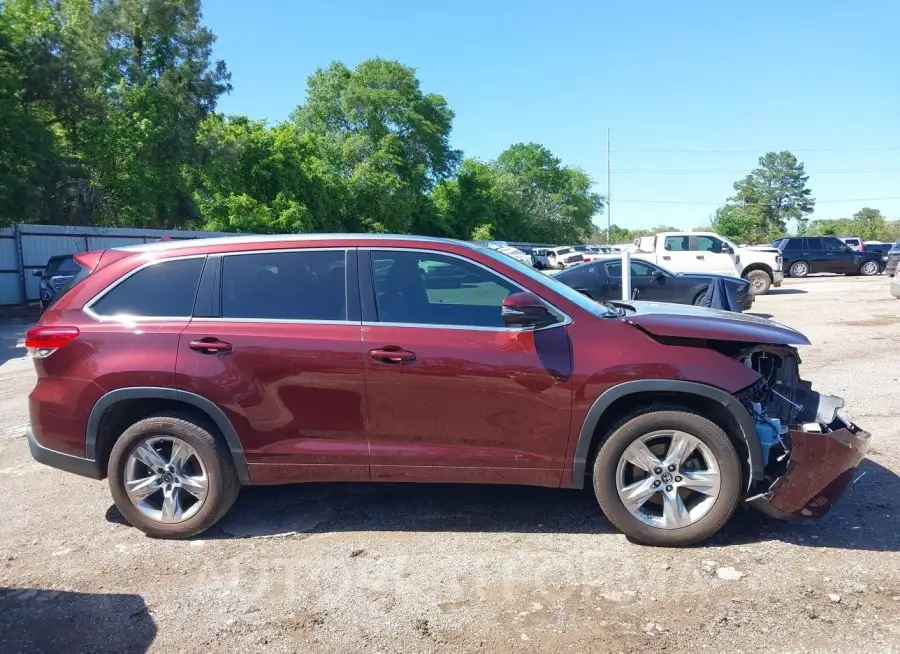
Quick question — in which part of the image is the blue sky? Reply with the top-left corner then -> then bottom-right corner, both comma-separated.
203,1 -> 899,232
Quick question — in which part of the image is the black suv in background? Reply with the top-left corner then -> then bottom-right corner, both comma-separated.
33,254 -> 81,310
772,236 -> 884,277
886,242 -> 900,277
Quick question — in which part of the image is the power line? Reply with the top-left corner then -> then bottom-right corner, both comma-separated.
611,167 -> 900,175
615,197 -> 900,206
607,146 -> 900,154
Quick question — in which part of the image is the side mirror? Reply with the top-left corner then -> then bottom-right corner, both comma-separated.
722,244 -> 733,254
501,292 -> 555,327
32,269 -> 43,277
653,271 -> 665,282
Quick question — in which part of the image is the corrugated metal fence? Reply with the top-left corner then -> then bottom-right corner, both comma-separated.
0,224 -> 232,306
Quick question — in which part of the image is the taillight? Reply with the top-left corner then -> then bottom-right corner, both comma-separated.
584,256 -> 590,262
860,243 -> 866,251
25,326 -> 80,358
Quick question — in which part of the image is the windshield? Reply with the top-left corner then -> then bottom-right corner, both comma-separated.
479,247 -> 616,317
555,247 -> 573,255
44,256 -> 80,277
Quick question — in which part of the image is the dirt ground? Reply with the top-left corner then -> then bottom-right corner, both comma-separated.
1,275 -> 898,653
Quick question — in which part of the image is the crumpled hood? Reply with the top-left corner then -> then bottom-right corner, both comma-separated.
619,301 -> 810,345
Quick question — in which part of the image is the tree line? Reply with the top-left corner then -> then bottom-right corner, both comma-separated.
0,0 -> 603,244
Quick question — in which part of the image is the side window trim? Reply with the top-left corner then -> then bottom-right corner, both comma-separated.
359,247 -> 571,332
84,254 -> 207,322
205,247 -> 357,324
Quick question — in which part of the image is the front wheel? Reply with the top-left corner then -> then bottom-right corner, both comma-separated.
789,261 -> 809,278
744,270 -> 771,295
108,414 -> 240,539
592,408 -> 742,546
859,260 -> 880,276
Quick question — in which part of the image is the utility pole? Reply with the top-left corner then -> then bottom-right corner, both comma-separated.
606,127 -> 611,243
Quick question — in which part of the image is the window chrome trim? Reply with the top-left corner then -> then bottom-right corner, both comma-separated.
362,246 -> 573,332
191,317 -> 360,325
83,254 -> 207,323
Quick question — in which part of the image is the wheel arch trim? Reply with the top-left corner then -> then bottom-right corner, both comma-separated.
568,379 -> 763,489
86,387 -> 250,484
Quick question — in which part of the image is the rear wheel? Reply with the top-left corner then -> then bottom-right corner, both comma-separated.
745,270 -> 771,295
692,290 -> 707,305
859,260 -> 880,276
789,261 -> 809,278
108,414 -> 240,539
592,408 -> 742,546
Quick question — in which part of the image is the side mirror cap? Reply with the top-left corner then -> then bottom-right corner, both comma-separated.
501,292 -> 555,327
32,269 -> 43,277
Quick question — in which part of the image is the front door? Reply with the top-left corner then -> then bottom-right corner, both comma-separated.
360,248 -> 573,487
176,248 -> 369,484
692,235 -> 739,275
823,236 -> 856,273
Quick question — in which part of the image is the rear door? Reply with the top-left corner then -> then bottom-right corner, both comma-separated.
176,248 -> 368,484
657,235 -> 695,272
360,247 -> 573,486
803,238 -> 826,272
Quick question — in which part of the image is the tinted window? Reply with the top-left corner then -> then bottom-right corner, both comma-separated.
695,235 -> 724,253
606,261 -> 658,277
554,248 -> 573,255
664,236 -> 688,251
91,258 -> 204,317
222,250 -> 347,321
370,250 -> 520,328
45,256 -> 81,277
843,238 -> 860,247
781,239 -> 802,252
824,237 -> 848,252
803,238 -> 823,250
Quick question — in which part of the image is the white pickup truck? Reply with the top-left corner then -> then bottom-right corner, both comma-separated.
633,231 -> 784,295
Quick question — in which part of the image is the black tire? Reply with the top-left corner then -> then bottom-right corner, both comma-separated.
692,290 -> 707,305
789,261 -> 809,278
592,407 -> 742,547
858,260 -> 880,276
108,413 -> 240,539
744,270 -> 771,295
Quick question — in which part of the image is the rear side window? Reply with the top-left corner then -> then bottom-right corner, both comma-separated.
91,258 -> 205,318
781,239 -> 802,252
221,249 -> 347,321
803,238 -> 823,250
664,236 -> 688,251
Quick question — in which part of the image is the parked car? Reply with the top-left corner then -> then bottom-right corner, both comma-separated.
885,242 -> 900,277
632,231 -> 783,295
837,236 -> 865,252
531,248 -> 549,269
543,246 -> 584,270
489,244 -> 533,267
27,234 -> 870,546
772,236 -> 884,277
555,256 -> 753,310
32,254 -> 82,310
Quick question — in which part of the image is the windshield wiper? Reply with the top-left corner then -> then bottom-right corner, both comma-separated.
602,301 -> 627,317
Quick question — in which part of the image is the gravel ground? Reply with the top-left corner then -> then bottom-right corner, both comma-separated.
1,275 -> 898,653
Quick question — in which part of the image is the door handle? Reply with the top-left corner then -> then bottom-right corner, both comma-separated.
661,255 -> 671,260
369,346 -> 416,364
696,255 -> 705,260
189,337 -> 233,354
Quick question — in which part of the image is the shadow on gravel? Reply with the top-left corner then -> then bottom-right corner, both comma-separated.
710,458 -> 900,552
766,287 -> 807,295
0,324 -> 27,365
0,587 -> 156,653
105,458 -> 899,551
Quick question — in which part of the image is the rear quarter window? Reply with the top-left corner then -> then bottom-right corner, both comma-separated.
89,258 -> 205,318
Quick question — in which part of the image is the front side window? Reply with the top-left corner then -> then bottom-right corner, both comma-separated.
370,250 -> 522,328
91,258 -> 205,318
222,250 -> 347,320
605,260 -> 659,277
824,237 -> 848,252
664,236 -> 688,251
696,235 -> 724,253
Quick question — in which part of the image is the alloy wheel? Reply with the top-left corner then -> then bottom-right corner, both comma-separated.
124,436 -> 209,523
861,261 -> 879,275
615,430 -> 721,529
791,262 -> 808,277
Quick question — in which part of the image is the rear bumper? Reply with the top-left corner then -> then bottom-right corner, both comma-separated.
27,426 -> 102,480
747,417 -> 870,519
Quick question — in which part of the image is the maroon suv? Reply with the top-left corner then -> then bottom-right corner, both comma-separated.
27,235 -> 870,545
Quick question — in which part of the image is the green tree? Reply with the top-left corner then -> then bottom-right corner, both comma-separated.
730,151 -> 815,235
710,204 -> 774,244
851,207 -> 886,240
292,58 -> 460,234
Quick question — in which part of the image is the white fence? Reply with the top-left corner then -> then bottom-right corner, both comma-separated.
0,224 -> 232,306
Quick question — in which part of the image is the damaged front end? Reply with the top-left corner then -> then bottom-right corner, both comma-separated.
737,345 -> 872,519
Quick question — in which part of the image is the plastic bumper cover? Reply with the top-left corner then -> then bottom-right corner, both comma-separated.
27,426 -> 102,479
747,417 -> 870,519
